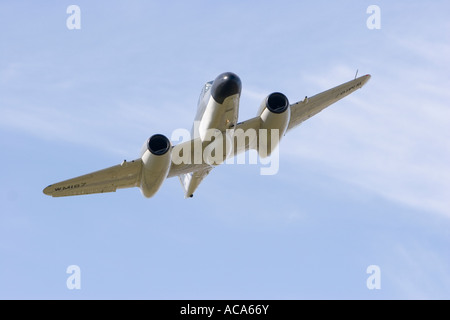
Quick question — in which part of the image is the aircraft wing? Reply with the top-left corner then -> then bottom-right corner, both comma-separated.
224,74 -> 371,159
43,159 -> 142,197
287,74 -> 371,131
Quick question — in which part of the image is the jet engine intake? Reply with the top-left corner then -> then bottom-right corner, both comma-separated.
140,134 -> 172,198
257,92 -> 290,157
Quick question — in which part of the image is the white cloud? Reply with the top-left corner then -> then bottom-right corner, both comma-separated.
387,242 -> 450,299
0,93 -> 191,157
283,54 -> 450,217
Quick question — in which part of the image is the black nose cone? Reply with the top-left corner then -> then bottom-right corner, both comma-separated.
211,72 -> 242,104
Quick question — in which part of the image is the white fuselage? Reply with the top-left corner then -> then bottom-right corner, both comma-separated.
193,80 -> 240,142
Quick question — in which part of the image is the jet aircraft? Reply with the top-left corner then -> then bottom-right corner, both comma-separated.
43,72 -> 371,198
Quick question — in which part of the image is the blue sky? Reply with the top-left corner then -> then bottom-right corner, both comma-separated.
1,1 -> 449,299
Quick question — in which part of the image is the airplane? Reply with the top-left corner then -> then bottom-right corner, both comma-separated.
43,71 -> 371,199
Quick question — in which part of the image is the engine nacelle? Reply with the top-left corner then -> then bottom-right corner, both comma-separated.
257,92 -> 290,157
140,134 -> 172,198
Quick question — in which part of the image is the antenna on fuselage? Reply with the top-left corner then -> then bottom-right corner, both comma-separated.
355,69 -> 359,79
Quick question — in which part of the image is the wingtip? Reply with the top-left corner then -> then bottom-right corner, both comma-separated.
360,74 -> 371,86
43,185 -> 53,196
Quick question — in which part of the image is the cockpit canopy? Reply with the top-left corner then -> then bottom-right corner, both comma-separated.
197,81 -> 213,106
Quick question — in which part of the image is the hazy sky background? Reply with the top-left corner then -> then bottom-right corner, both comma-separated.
1,1 -> 449,299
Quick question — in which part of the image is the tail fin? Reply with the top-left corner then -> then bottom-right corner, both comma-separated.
178,167 -> 213,198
